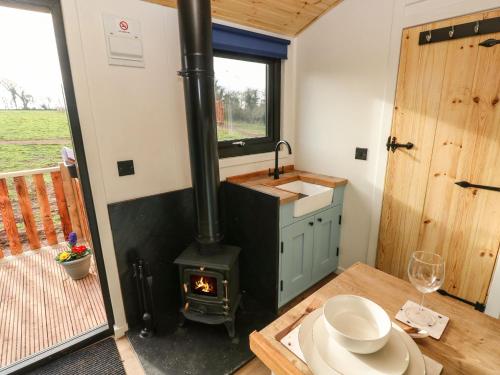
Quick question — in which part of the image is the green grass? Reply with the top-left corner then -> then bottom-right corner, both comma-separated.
217,121 -> 266,142
0,110 -> 70,141
0,144 -> 72,172
0,110 -> 72,173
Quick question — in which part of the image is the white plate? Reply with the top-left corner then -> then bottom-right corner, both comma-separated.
298,309 -> 340,375
299,309 -> 426,375
313,316 -> 410,375
393,324 -> 426,375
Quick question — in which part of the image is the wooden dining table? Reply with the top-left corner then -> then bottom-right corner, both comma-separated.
249,263 -> 500,374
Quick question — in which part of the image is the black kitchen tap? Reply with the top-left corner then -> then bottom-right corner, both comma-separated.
273,140 -> 292,179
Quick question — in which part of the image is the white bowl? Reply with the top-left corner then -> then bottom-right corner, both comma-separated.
322,295 -> 392,354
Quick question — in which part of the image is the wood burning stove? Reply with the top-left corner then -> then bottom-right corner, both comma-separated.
174,0 -> 241,338
175,244 -> 240,338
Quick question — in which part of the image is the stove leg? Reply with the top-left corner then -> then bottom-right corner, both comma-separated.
178,313 -> 186,327
224,321 -> 235,338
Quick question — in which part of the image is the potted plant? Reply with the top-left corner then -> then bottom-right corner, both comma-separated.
55,232 -> 92,280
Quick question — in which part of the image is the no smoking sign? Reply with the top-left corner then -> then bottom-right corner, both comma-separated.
119,20 -> 129,31
103,14 -> 144,67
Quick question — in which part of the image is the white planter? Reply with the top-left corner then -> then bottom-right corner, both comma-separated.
60,254 -> 91,280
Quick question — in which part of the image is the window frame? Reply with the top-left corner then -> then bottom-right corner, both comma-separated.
213,50 -> 281,158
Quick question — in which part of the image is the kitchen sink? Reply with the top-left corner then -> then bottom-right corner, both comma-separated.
274,180 -> 333,217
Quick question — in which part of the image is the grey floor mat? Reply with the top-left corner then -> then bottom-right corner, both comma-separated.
27,337 -> 125,375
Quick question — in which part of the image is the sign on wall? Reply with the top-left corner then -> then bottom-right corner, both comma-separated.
103,14 -> 144,68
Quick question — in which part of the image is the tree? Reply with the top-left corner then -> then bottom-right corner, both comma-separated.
0,79 -> 19,109
17,89 -> 33,109
0,80 -> 35,109
214,80 -> 225,100
242,88 -> 258,111
214,80 -> 266,124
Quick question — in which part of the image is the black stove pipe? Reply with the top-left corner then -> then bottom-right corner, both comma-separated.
177,0 -> 223,252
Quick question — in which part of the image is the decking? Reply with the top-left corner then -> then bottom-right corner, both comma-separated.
0,244 -> 107,369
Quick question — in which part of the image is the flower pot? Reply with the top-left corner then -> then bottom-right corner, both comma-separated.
61,254 -> 91,280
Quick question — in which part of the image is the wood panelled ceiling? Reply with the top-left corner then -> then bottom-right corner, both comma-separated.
144,0 -> 344,36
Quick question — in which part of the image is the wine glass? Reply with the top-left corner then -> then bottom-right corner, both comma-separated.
405,251 -> 445,327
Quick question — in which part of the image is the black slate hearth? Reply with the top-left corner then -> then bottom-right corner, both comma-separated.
127,294 -> 274,375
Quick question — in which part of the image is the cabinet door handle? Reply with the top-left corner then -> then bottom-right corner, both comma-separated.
317,218 -> 322,222
308,222 -> 314,226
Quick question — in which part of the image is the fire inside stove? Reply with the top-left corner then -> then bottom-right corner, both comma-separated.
190,274 -> 217,297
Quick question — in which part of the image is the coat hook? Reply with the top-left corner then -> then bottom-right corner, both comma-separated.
425,30 -> 432,43
449,25 -> 454,38
474,21 -> 480,34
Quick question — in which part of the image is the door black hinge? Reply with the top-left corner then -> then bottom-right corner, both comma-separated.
479,38 -> 500,47
474,302 -> 486,312
280,280 -> 283,291
281,241 -> 284,253
438,289 -> 485,312
338,215 -> 342,225
336,247 -> 339,256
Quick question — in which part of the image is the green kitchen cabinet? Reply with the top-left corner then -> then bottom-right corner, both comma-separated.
311,205 -> 341,283
278,193 -> 343,307
279,218 -> 315,305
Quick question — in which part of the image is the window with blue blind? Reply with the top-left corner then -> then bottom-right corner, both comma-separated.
212,23 -> 290,60
212,24 -> 291,158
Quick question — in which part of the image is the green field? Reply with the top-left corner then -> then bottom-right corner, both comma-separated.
217,121 -> 266,141
0,111 -> 266,172
0,144 -> 71,172
0,110 -> 71,172
0,110 -> 70,141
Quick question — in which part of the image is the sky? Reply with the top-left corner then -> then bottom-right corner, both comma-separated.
214,57 -> 266,93
0,6 -> 64,109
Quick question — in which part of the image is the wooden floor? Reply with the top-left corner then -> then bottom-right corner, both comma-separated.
236,358 -> 271,375
0,245 -> 107,369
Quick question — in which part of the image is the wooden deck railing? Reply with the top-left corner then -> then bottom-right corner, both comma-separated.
0,163 -> 90,258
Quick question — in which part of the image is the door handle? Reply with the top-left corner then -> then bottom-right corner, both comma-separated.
455,180 -> 500,192
317,218 -> 322,222
308,221 -> 314,226
386,136 -> 414,153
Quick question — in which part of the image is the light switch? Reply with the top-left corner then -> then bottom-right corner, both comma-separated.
355,148 -> 368,160
117,160 -> 134,176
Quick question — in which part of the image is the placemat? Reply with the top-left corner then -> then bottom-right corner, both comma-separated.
280,323 -> 443,374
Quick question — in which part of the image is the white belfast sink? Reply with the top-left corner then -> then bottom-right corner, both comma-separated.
274,180 -> 334,217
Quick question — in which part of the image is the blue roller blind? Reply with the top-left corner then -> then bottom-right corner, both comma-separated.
212,23 -> 291,60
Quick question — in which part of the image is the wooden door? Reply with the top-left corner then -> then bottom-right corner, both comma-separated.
377,10 -> 500,305
280,219 -> 314,304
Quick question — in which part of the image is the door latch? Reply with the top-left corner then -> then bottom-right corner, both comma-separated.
386,136 -> 414,153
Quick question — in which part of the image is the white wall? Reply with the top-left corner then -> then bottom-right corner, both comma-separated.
60,0 -> 296,335
294,0 -> 500,315
294,0 -> 396,270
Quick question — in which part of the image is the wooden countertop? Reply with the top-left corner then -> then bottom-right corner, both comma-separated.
249,263 -> 500,375
226,166 -> 348,205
